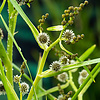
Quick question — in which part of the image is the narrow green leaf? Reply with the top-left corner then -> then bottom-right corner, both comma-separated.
0,40 -> 13,84
32,85 -> 38,100
0,14 -> 32,80
9,0 -> 39,36
34,82 -> 69,99
47,25 -> 63,31
71,63 -> 100,100
40,58 -> 100,78
79,44 -> 96,61
9,0 -> 45,50
0,41 -> 12,68
0,0 -> 6,13
0,59 -> 19,100
36,54 -> 42,100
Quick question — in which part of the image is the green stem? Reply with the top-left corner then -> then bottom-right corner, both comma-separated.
78,94 -> 83,100
0,59 -> 19,100
71,63 -> 100,100
35,82 -> 69,99
69,71 -> 78,92
0,40 -> 13,85
6,0 -> 18,86
27,50 -> 49,100
19,82 -> 22,100
40,58 -> 100,78
0,0 -> 6,13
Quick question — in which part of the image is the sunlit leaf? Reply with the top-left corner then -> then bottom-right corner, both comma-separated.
47,25 -> 63,31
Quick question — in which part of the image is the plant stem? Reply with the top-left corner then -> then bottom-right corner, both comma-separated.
0,59 -> 19,100
78,94 -> 83,100
7,0 -> 18,86
27,50 -> 49,100
0,40 -> 13,84
0,0 -> 6,13
36,82 -> 69,99
19,82 -> 22,100
71,63 -> 100,100
69,71 -> 78,92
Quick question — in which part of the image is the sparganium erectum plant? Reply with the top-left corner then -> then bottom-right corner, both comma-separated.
0,0 -> 100,100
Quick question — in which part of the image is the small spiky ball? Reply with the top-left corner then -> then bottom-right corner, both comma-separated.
37,32 -> 50,45
58,94 -> 64,100
68,97 -> 72,100
80,69 -> 89,78
78,76 -> 85,85
14,75 -> 20,83
59,56 -> 69,65
0,81 -> 6,95
62,29 -> 75,42
57,72 -> 68,83
20,82 -> 29,95
50,61 -> 61,71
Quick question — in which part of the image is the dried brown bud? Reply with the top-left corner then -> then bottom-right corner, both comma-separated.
45,13 -> 49,18
61,20 -> 67,25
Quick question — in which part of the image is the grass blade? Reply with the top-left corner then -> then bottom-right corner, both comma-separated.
0,14 -> 32,80
0,59 -> 19,100
9,0 -> 45,50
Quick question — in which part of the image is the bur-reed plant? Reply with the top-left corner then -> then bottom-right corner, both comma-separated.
0,0 -> 100,100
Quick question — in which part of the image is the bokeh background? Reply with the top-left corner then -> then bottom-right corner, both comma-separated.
0,0 -> 100,99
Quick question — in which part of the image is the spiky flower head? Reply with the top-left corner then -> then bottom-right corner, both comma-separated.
57,72 -> 68,83
68,97 -> 72,100
59,56 -> 69,65
20,82 -> 29,95
50,61 -> 61,71
0,81 -> 6,95
58,94 -> 64,100
62,29 -> 75,42
14,75 -> 20,83
37,32 -> 50,45
79,69 -> 89,78
78,76 -> 85,85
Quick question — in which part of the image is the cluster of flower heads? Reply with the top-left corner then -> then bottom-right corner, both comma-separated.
16,0 -> 34,5
61,0 -> 88,26
14,61 -> 29,95
0,81 -> 6,95
37,13 -> 50,48
56,83 -> 72,100
78,69 -> 89,85
14,74 -> 29,95
62,29 -> 84,45
50,52 -> 78,73
20,61 -> 26,74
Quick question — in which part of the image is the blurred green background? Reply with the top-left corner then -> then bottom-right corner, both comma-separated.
0,0 -> 100,100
